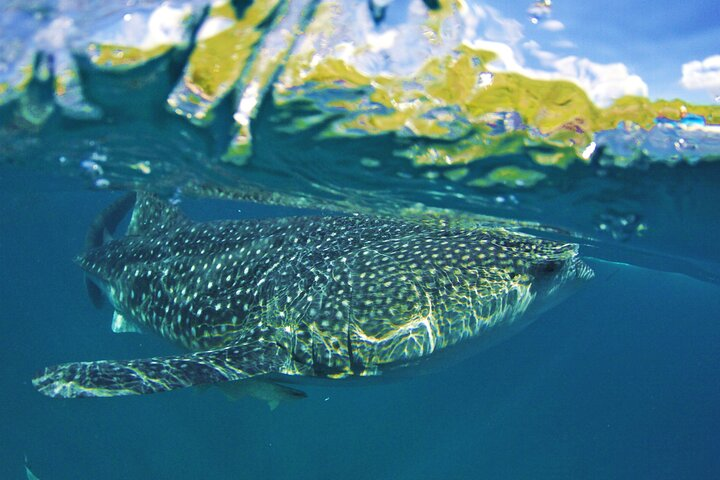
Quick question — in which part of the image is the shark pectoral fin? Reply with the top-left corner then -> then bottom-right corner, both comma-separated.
218,378 -> 307,410
111,311 -> 143,334
32,341 -> 288,398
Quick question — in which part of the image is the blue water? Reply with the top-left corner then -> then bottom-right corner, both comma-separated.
2,171 -> 719,479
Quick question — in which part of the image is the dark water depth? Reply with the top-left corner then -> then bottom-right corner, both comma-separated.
1,172 -> 719,479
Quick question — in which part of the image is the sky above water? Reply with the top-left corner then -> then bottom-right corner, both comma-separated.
381,0 -> 720,104
1,0 -> 719,107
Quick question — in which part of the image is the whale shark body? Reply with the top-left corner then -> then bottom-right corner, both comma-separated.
33,193 -> 593,398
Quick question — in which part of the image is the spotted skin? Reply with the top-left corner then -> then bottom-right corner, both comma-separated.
33,194 -> 594,397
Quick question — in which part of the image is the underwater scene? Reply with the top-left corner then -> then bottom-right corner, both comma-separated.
1,0 -> 719,478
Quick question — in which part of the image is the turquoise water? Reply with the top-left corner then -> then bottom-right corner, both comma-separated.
1,171 -> 719,479
1,0 -> 720,478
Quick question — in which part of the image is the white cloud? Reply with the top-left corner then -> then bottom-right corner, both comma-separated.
365,29 -> 398,52
681,55 -> 720,91
87,4 -> 193,50
482,6 -> 525,47
523,39 -> 557,66
33,17 -> 78,50
143,4 -> 193,48
471,40 -> 526,71
540,19 -> 565,32
466,5 -> 647,106
296,0 -> 649,107
552,39 -> 576,49
475,40 -> 648,106
551,56 -> 649,106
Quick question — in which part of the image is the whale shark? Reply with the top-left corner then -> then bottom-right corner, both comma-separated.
33,193 -> 593,398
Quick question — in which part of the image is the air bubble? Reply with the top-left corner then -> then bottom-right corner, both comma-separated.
81,160 -> 103,176
596,211 -> 643,241
527,1 -> 552,24
90,151 -> 107,162
360,158 -> 381,168
169,188 -> 183,206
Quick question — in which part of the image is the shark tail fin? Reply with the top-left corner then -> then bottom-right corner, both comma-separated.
127,192 -> 189,236
84,192 -> 137,309
32,339 -> 289,398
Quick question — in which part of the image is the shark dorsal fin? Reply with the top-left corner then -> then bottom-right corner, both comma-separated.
85,192 -> 137,250
127,192 -> 189,236
84,192 -> 137,309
